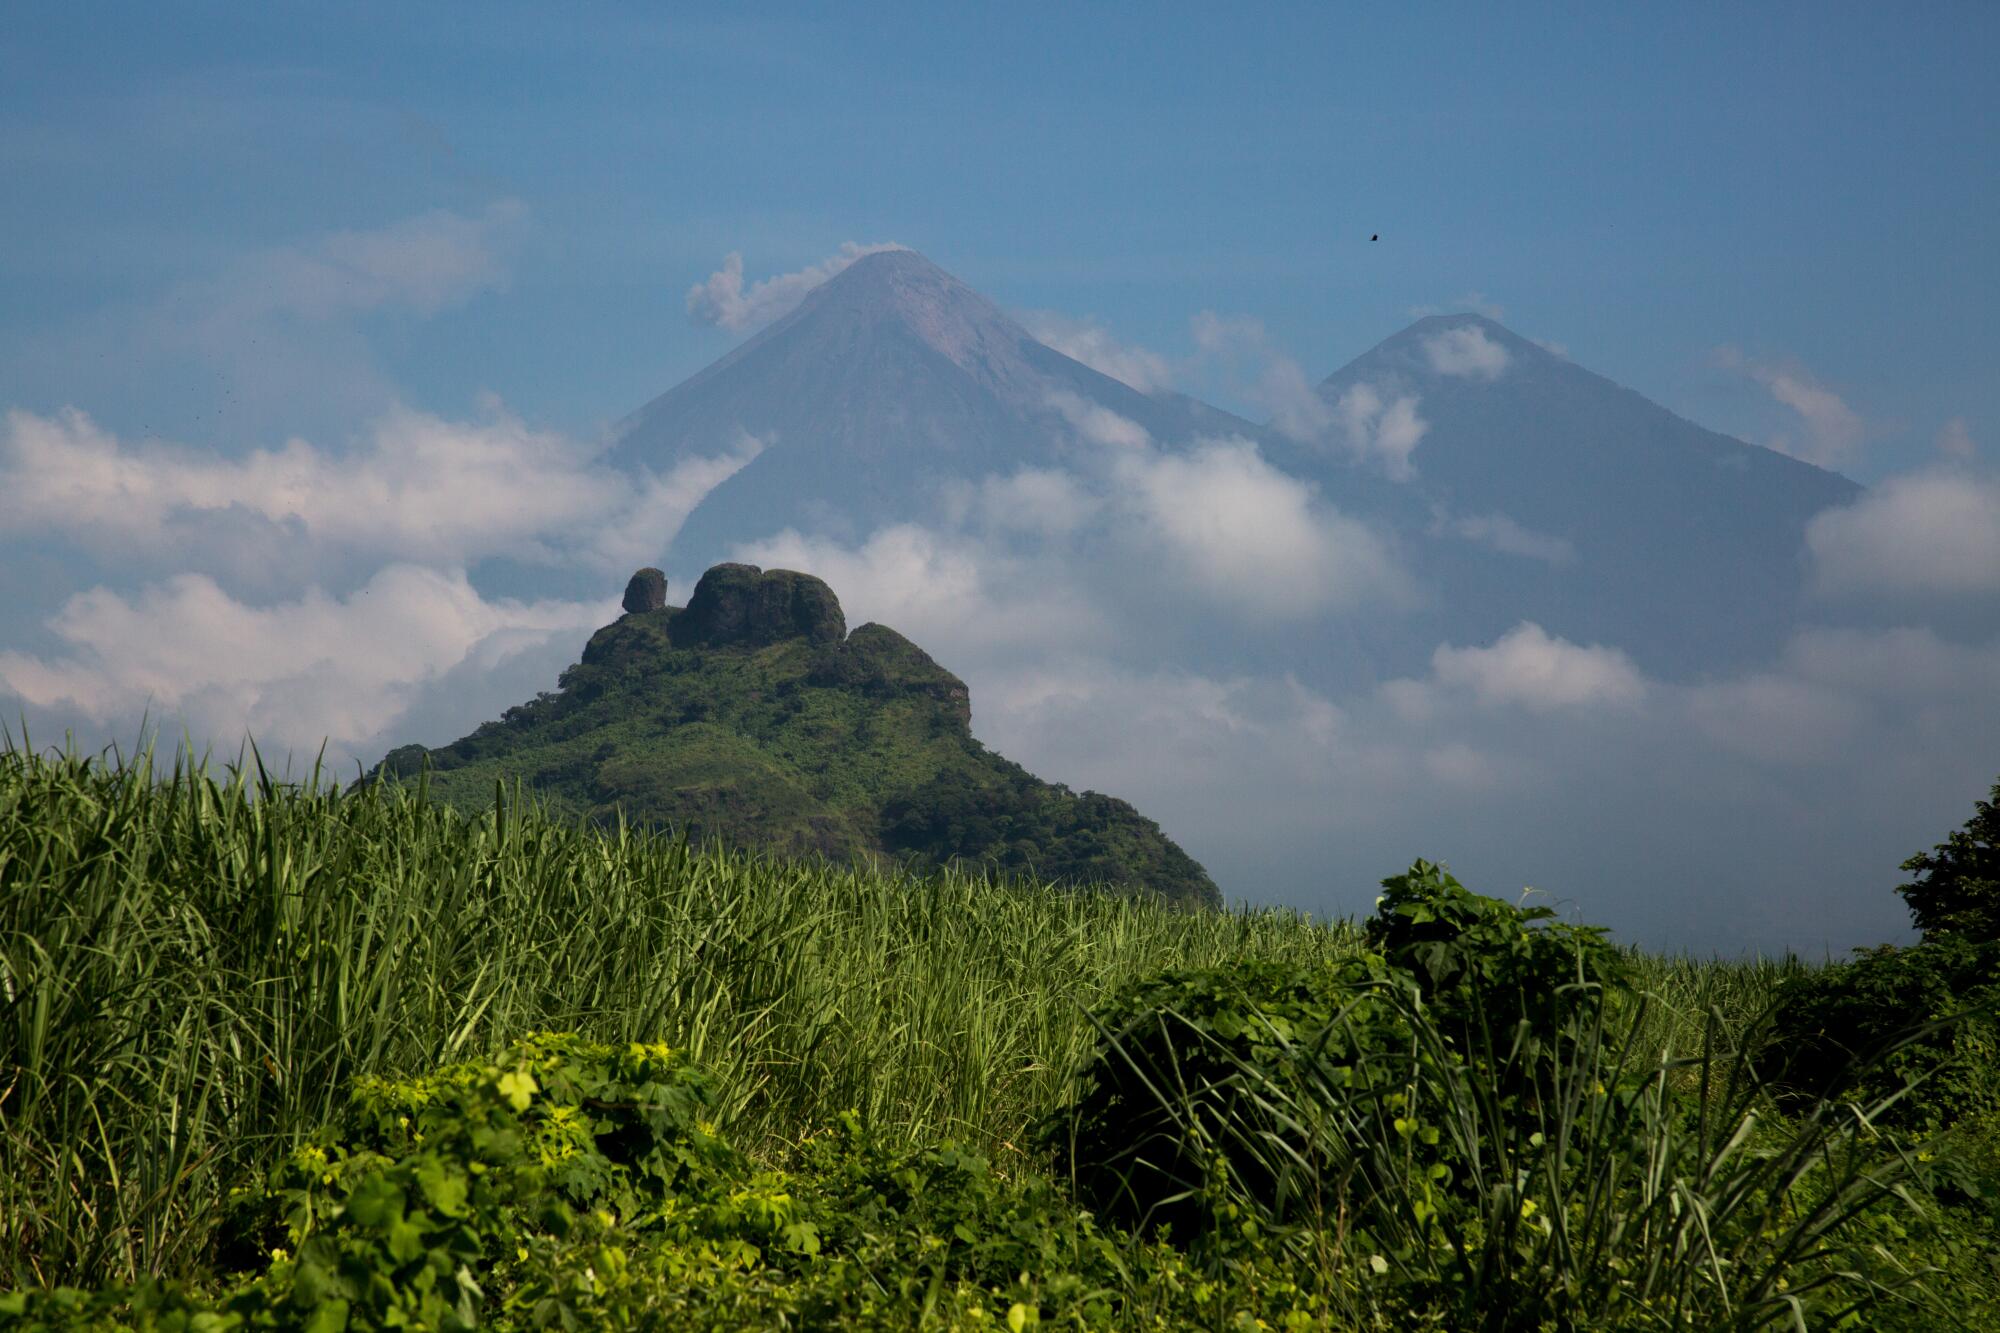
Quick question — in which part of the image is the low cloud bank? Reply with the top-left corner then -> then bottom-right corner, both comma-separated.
963,615 -> 1993,954
1806,468 -> 2000,598
0,566 -> 608,755
0,407 -> 759,585
0,398 -> 756,771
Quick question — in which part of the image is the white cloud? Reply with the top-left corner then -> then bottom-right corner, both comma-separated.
1430,508 -> 1575,565
1422,325 -> 1511,380
1258,357 -> 1339,444
196,202 -> 525,324
1805,469 -> 2000,597
1019,311 -> 1174,393
1180,316 -> 1483,477
1713,347 -> 1866,470
1114,439 -> 1408,618
587,431 -> 768,572
1938,417 -> 1978,460
1189,311 -> 1336,444
1331,382 -> 1428,481
0,407 -> 757,579
1684,674 -> 1861,766
741,431 -> 1408,635
0,566 -> 607,753
1186,312 -> 1433,481
1045,390 -> 1150,449
967,467 -> 1102,537
976,659 -> 1346,808
1422,742 -> 1505,791
1423,622 -> 1646,712
686,242 -> 905,333
1776,625 -> 2000,701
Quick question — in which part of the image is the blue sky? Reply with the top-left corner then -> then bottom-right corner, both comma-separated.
3,3 -> 1994,473
2,5 -> 1997,950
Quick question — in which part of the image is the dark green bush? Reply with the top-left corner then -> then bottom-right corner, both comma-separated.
1051,860 -> 1621,1242
1047,952 -> 1414,1239
1049,861 -> 1940,1329
1763,937 -> 2000,1130
1897,775 -> 2000,944
1765,775 -> 2000,1131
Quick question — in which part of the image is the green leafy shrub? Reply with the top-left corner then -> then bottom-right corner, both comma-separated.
1051,861 -> 1621,1243
1366,860 -> 1626,1114
0,1034 -> 803,1330
3,1033 -> 1326,1331
767,1113 -> 1326,1329
226,1032 -> 786,1329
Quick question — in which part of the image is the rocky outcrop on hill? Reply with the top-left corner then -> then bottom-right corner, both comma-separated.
377,564 -> 1219,907
622,567 -> 668,614
810,622 -> 973,733
672,563 -> 846,649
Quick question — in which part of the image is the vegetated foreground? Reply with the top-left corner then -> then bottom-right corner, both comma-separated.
2,746 -> 1997,1330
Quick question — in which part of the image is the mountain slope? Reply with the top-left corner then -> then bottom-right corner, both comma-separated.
1301,314 -> 1864,675
616,248 -> 1273,567
378,563 -> 1220,907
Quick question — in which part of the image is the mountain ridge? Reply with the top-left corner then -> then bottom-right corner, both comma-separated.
616,248 -> 1865,683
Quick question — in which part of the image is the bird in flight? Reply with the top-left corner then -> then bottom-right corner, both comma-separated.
1370,234 -> 1379,242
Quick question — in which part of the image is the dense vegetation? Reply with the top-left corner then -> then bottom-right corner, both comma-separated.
3,746 -> 1998,1328
377,564 -> 1218,907
1762,777 -> 2000,1130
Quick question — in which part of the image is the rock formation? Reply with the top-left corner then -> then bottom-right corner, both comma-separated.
672,563 -> 846,649
622,567 -> 667,614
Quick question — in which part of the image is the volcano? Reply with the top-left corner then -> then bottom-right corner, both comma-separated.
614,248 -> 1276,568
1299,315 -> 1861,673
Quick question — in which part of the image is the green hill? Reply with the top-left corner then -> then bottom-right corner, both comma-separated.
378,562 -> 1219,907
